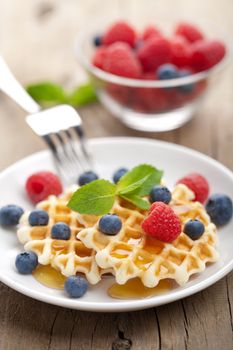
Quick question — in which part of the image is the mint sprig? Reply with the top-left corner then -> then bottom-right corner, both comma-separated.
68,164 -> 163,215
26,81 -> 97,108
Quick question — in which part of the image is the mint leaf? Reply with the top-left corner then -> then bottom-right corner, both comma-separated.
117,164 -> 163,196
67,179 -> 116,215
27,82 -> 67,105
68,83 -> 97,106
121,194 -> 150,210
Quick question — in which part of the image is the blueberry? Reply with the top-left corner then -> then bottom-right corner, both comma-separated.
29,210 -> 49,226
113,168 -> 128,183
178,69 -> 195,94
51,222 -> 71,240
99,214 -> 122,235
93,35 -> 102,47
64,276 -> 88,298
0,204 -> 24,226
206,194 -> 233,226
149,186 -> 172,204
157,64 -> 179,80
78,171 -> 99,186
184,219 -> 205,240
15,251 -> 38,274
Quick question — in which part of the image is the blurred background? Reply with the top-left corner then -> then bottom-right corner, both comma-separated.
0,0 -> 233,169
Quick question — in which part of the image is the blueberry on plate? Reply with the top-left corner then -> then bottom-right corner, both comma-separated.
29,210 -> 49,226
15,251 -> 38,274
113,168 -> 128,183
157,63 -> 179,80
78,171 -> 99,186
64,276 -> 88,298
183,219 -> 205,240
206,194 -> 233,226
149,186 -> 172,204
0,204 -> 24,226
178,69 -> 195,94
51,222 -> 71,240
98,214 -> 122,235
93,34 -> 102,46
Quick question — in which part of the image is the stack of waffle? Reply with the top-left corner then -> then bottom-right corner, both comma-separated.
17,184 -> 219,287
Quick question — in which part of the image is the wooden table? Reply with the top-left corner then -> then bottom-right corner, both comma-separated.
0,1 -> 233,349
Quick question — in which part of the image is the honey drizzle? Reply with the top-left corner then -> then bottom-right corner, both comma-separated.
108,278 -> 172,299
33,265 -> 66,289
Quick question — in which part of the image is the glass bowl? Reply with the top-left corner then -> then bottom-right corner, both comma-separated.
75,23 -> 230,132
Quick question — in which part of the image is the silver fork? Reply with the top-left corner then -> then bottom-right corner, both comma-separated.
0,56 -> 92,184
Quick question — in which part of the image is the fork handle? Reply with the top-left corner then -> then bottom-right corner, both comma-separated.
0,56 -> 40,114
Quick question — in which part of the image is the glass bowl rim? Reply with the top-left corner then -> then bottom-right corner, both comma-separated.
75,31 -> 231,88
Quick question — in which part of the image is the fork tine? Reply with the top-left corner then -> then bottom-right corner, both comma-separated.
73,125 -> 93,169
43,134 -> 71,183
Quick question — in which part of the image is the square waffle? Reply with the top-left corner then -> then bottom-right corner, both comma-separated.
17,187 -> 102,284
77,184 -> 219,287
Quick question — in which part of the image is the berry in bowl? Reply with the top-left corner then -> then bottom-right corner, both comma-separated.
75,20 -> 229,132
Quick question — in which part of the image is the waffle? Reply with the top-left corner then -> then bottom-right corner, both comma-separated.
77,184 -> 219,287
17,187 -> 102,284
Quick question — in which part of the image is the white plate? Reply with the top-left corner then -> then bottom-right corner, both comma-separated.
0,137 -> 233,312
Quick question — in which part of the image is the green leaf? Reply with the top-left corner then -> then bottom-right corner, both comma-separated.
26,81 -> 97,108
67,179 -> 117,215
68,83 -> 97,106
121,194 -> 150,210
117,164 -> 163,196
26,82 -> 67,105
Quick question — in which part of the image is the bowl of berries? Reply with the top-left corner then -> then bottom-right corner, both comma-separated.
75,20 -> 229,132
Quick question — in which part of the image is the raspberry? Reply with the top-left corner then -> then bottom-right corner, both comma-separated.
103,42 -> 142,78
190,40 -> 226,72
142,25 -> 161,41
102,21 -> 136,47
175,22 -> 204,43
137,37 -> 172,72
177,173 -> 209,203
171,36 -> 191,67
142,202 -> 182,242
26,171 -> 63,203
92,47 -> 108,69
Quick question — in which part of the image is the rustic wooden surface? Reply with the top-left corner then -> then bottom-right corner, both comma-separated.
0,0 -> 233,349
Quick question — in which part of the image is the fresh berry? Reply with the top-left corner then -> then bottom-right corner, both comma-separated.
92,47 -> 108,69
51,222 -> 71,240
142,25 -> 161,41
137,37 -> 172,72
93,34 -> 102,46
157,63 -> 179,80
142,202 -> 182,242
102,21 -> 136,47
0,205 -> 24,226
206,194 -> 233,226
190,40 -> 226,71
113,168 -> 128,183
107,83 -> 130,105
78,170 -> 99,186
178,69 -> 195,93
171,36 -> 191,67
183,219 -> 205,240
64,276 -> 88,298
136,86 -> 168,112
98,214 -> 122,235
26,171 -> 62,204
177,173 -> 209,203
28,210 -> 49,226
175,22 -> 204,43
15,251 -> 38,274
149,186 -> 172,204
103,42 -> 142,78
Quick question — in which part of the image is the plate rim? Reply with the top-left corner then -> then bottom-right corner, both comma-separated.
1,136 -> 233,312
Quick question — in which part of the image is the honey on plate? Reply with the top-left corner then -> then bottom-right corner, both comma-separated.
108,278 -> 172,299
33,265 -> 66,289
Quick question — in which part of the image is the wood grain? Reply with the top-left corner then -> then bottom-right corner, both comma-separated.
0,0 -> 233,349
